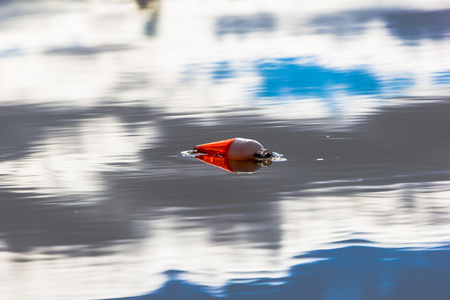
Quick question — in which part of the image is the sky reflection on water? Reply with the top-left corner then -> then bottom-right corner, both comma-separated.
309,8 -> 450,43
0,0 -> 450,299
105,245 -> 450,300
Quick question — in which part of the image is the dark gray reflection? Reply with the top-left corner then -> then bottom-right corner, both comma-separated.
106,173 -> 283,248
136,0 -> 151,9
45,44 -> 131,56
0,105 -> 80,162
309,9 -> 450,43
0,190 -> 142,255
145,9 -> 160,37
138,0 -> 161,37
216,13 -> 276,36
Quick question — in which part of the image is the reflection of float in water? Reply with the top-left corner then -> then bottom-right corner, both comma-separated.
181,137 -> 285,174
196,154 -> 272,174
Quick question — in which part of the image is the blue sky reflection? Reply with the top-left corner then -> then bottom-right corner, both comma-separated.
205,57 -> 415,105
434,72 -> 450,85
255,58 -> 382,99
104,245 -> 450,300
211,61 -> 235,81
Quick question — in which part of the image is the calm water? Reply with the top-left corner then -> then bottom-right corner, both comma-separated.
1,0 -> 450,299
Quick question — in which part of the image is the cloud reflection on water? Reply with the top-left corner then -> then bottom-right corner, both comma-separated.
105,245 -> 450,300
309,8 -> 450,43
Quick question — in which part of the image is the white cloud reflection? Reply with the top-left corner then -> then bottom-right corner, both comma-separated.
0,116 -> 157,195
0,0 -> 449,114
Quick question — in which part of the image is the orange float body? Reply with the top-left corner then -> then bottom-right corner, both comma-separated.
194,138 -> 236,158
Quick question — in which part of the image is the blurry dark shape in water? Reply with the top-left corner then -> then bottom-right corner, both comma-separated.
136,0 -> 151,9
138,0 -> 161,36
45,44 -> 131,56
309,8 -> 450,43
216,13 -> 276,36
145,9 -> 160,36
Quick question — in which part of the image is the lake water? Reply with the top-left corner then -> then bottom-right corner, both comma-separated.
1,0 -> 450,299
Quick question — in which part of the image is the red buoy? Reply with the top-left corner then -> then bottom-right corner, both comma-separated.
194,138 -> 264,160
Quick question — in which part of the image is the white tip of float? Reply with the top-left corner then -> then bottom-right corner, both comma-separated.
227,138 -> 264,160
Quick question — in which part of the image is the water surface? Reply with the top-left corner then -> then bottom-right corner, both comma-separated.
0,0 -> 450,299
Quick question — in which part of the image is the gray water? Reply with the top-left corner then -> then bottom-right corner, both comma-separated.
1,1 -> 450,299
